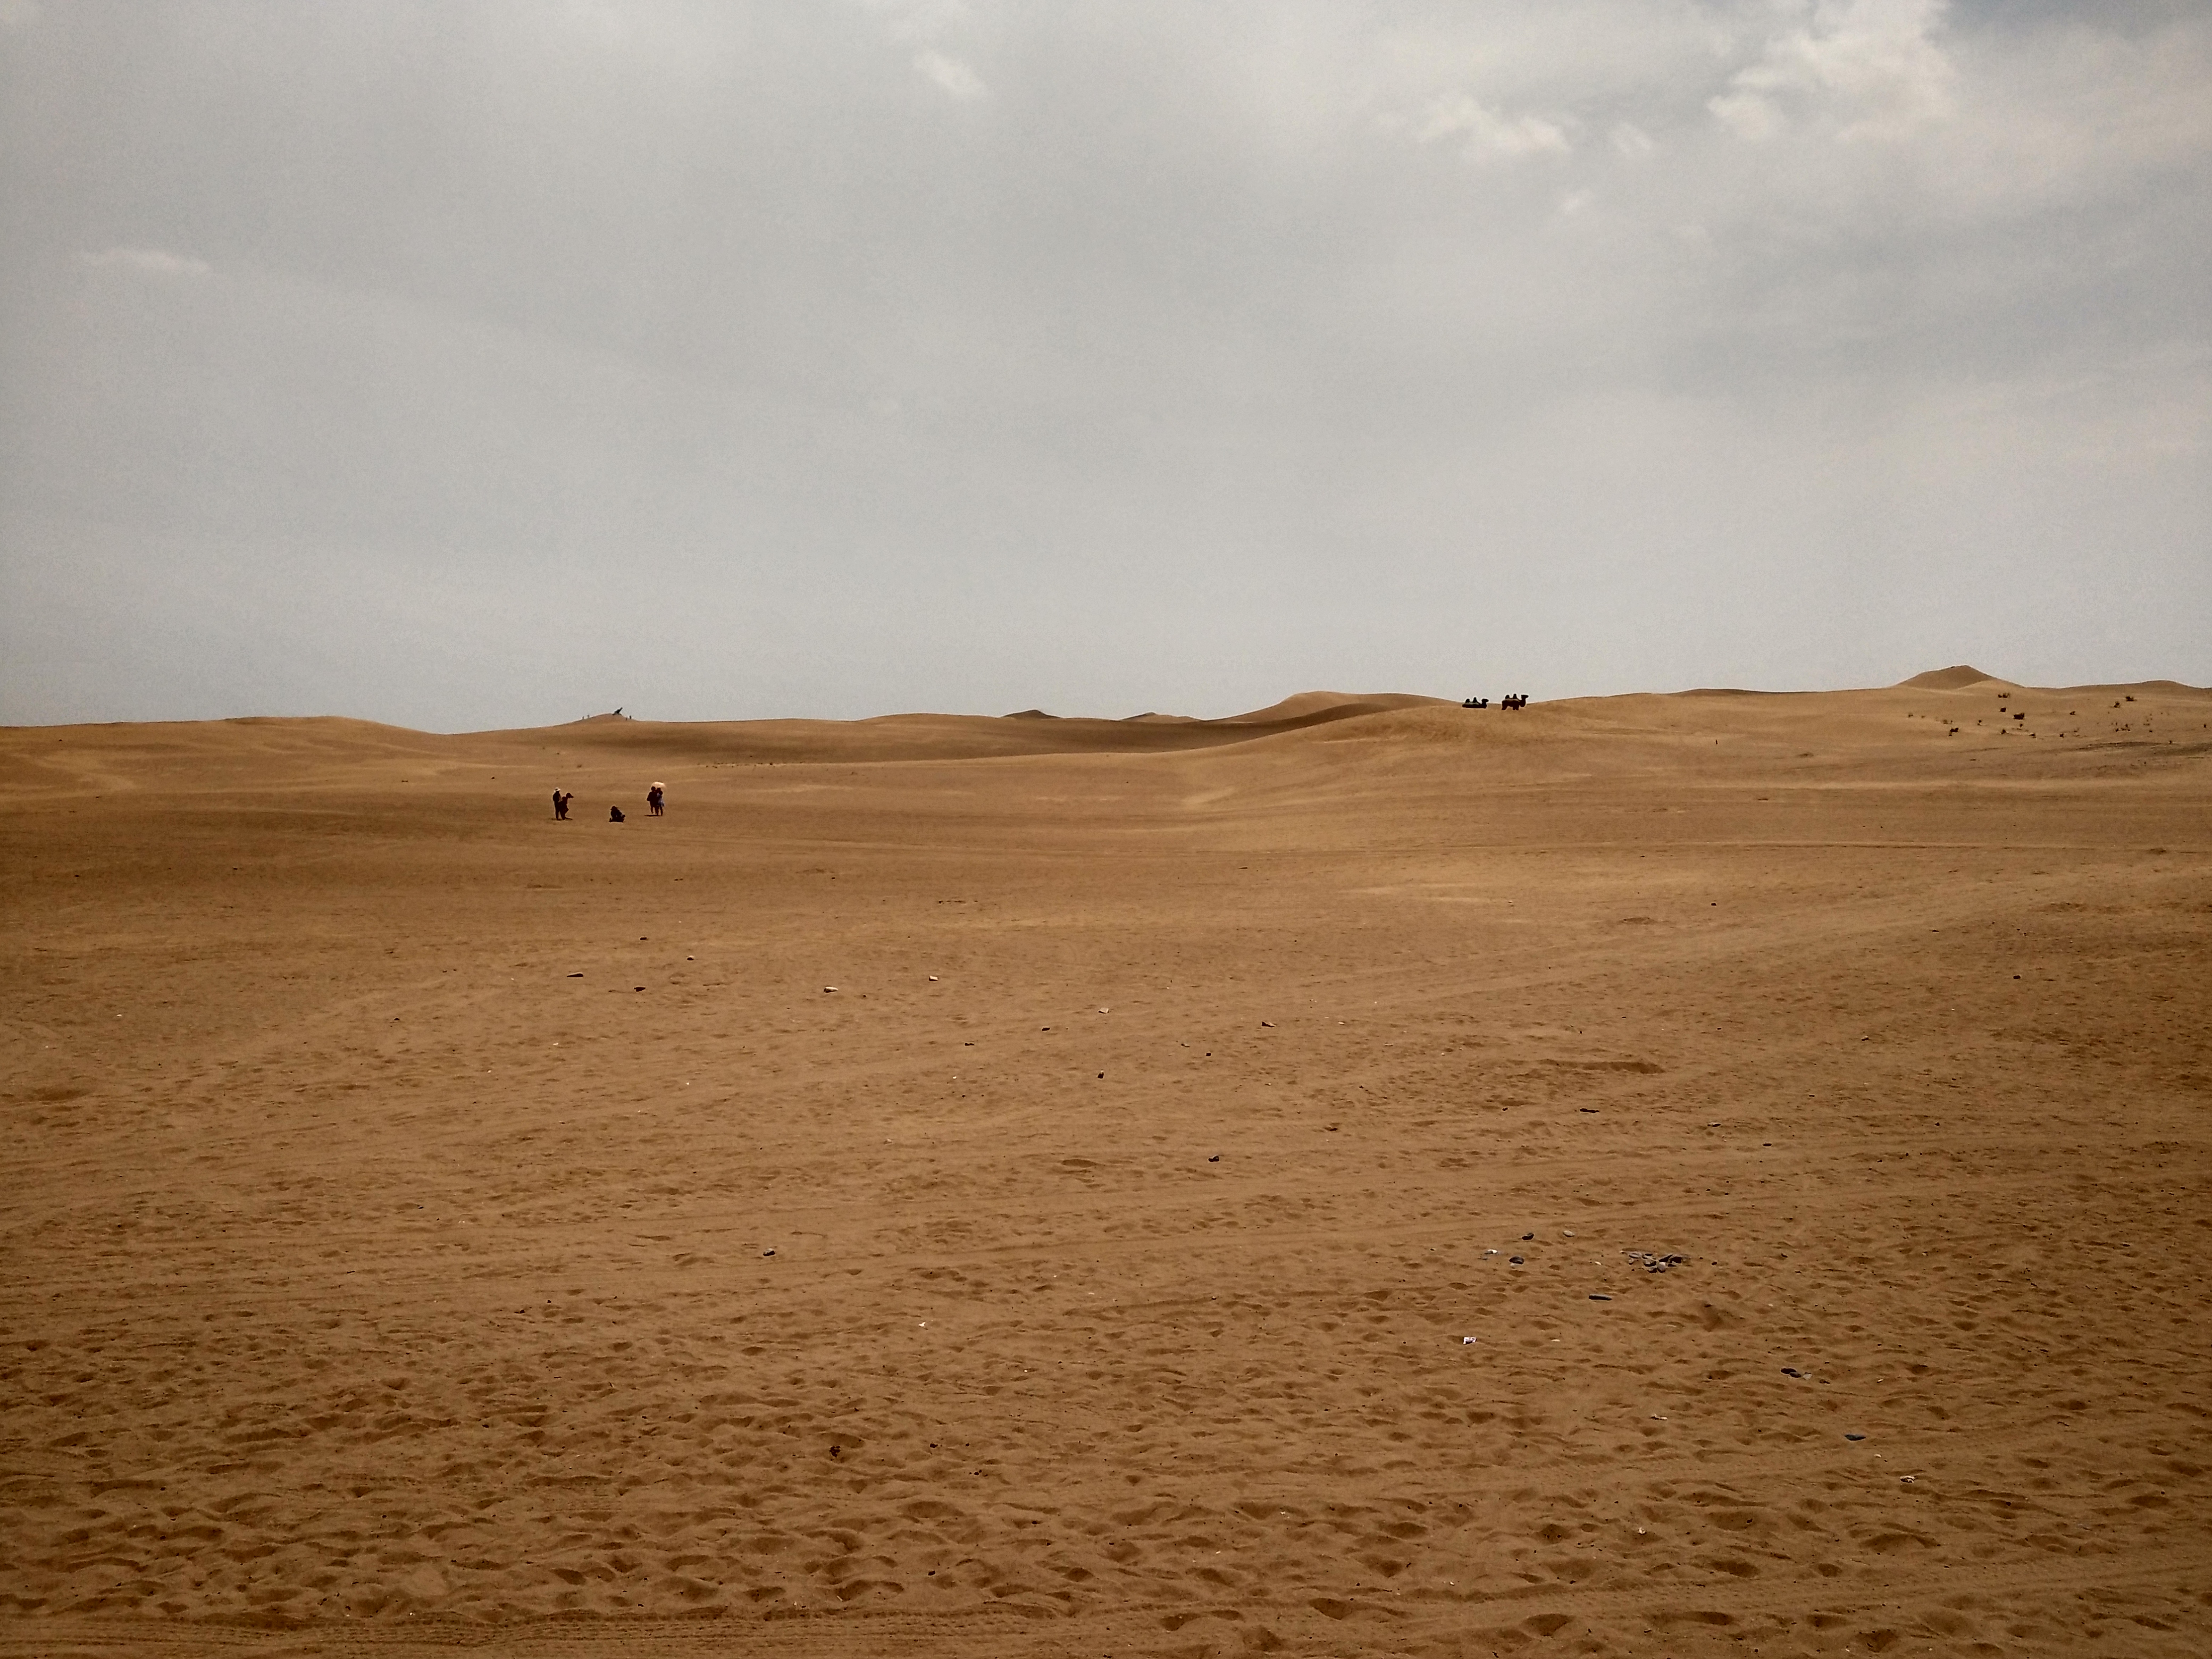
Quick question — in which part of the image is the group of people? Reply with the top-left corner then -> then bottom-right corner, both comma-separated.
551,782 -> 665,823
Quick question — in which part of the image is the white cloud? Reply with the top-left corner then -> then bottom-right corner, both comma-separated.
1708,84 -> 1784,141
1712,0 -> 1957,142
80,246 -> 211,278
914,48 -> 985,102
863,0 -> 969,47
1610,121 -> 1655,159
1418,93 -> 1571,160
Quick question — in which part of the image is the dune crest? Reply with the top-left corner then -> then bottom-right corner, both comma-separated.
1224,690 -> 1453,724
1898,664 -> 1999,689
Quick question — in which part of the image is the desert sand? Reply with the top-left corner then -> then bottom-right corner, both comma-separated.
2,670 -> 2208,1658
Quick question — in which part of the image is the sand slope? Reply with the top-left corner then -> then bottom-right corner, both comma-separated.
1896,666 -> 1999,691
2,682 -> 2209,1657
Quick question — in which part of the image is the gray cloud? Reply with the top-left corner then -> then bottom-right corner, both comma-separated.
3,0 -> 2206,727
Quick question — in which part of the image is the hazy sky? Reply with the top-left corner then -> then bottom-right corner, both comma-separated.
3,1 -> 2206,728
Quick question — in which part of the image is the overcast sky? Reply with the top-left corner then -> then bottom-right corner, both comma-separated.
3,1 -> 2206,728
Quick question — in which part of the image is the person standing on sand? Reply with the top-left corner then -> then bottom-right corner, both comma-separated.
552,789 -> 571,820
647,782 -> 665,817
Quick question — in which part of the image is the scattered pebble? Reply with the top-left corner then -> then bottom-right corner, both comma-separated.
1589,1294 -> 1612,1302
1509,1255 -> 1524,1265
1462,1336 -> 1478,1345
1260,1020 -> 1275,1027
823,986 -> 837,994
1781,1367 -> 1803,1378
1207,1153 -> 1220,1162
1846,1432 -> 1867,1442
762,1248 -> 776,1258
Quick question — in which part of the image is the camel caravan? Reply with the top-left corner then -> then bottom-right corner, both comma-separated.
1462,694 -> 1531,710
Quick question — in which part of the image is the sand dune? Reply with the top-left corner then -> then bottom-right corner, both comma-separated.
1222,691 -> 1457,725
1897,666 -> 1999,691
2,678 -> 2208,1657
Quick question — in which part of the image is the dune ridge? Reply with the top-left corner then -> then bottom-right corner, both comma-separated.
1897,665 -> 1999,690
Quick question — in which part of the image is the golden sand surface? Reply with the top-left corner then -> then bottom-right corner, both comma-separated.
2,674 -> 2208,1658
